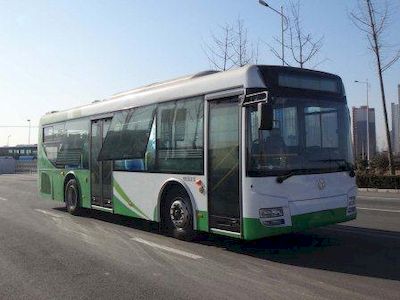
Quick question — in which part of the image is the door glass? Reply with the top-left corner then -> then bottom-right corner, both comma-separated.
208,99 -> 240,231
91,121 -> 102,205
91,119 -> 112,208
102,119 -> 113,207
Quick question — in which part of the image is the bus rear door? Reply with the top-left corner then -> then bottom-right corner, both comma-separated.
90,118 -> 113,210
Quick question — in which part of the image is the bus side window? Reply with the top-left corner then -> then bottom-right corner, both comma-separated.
145,117 -> 156,171
114,116 -> 156,172
100,105 -> 156,171
156,96 -> 204,174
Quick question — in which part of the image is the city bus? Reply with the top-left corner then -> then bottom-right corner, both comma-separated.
38,65 -> 357,240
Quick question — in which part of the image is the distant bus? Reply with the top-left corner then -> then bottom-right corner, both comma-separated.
38,65 -> 356,240
0,145 -> 37,160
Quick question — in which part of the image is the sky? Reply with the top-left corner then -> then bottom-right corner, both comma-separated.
0,0 -> 399,149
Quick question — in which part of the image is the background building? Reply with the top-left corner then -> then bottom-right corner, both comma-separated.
0,144 -> 37,174
352,106 -> 376,160
0,144 -> 37,160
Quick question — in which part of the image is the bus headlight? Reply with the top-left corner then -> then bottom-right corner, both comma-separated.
259,207 -> 284,218
348,196 -> 356,207
347,195 -> 356,216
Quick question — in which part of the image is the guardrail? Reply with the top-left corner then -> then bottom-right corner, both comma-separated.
15,160 -> 37,173
0,158 -> 37,174
0,157 -> 16,174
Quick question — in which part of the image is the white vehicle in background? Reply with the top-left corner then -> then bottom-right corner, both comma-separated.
38,65 -> 357,240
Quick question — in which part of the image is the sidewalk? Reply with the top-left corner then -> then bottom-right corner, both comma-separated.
358,188 -> 400,193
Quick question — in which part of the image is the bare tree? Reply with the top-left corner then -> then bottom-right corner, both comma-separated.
232,18 -> 253,67
203,18 -> 256,70
350,0 -> 400,175
253,39 -> 261,65
203,24 -> 235,71
268,0 -> 324,68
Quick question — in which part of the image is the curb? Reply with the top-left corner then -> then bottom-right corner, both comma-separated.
358,188 -> 400,193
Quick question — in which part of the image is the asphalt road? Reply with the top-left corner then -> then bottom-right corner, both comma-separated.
0,174 -> 399,299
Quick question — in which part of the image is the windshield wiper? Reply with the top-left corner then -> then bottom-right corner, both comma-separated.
276,168 -> 319,184
309,159 -> 355,176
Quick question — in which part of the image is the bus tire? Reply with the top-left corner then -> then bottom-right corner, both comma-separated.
162,187 -> 195,241
65,179 -> 82,216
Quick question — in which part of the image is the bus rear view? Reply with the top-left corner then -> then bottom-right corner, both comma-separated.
242,66 -> 356,240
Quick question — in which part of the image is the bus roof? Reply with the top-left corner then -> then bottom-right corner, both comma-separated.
40,65 -> 266,125
40,65 -> 264,125
39,65 -> 341,126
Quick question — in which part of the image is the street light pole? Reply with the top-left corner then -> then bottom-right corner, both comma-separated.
258,0 -> 288,66
355,80 -> 370,163
27,119 -> 31,144
280,5 -> 284,66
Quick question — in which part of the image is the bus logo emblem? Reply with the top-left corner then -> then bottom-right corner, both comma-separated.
317,179 -> 326,190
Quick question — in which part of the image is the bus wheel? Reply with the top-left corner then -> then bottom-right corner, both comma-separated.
65,179 -> 82,216
163,188 -> 195,241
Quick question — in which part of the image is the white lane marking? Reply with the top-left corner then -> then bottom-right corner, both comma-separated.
0,197 -> 8,201
131,237 -> 203,260
34,209 -> 63,218
357,207 -> 400,213
358,195 -> 400,201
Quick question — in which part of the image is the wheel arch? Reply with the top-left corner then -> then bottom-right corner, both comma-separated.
63,171 -> 81,202
156,178 -> 198,230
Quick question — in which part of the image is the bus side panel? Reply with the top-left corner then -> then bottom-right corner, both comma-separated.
52,170 -> 65,201
38,139 -> 91,206
112,172 -> 208,231
70,169 -> 91,209
38,142 -> 62,201
112,195 -> 144,219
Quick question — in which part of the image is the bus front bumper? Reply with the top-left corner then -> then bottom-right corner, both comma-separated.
242,206 -> 356,240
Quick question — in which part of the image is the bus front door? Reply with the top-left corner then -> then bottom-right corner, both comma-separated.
90,118 -> 113,209
208,97 -> 241,234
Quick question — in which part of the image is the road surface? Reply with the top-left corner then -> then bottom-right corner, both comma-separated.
0,174 -> 399,299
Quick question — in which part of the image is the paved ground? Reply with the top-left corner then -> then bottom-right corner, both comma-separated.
0,174 -> 399,299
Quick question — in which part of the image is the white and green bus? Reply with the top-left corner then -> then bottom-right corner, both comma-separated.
38,65 -> 357,240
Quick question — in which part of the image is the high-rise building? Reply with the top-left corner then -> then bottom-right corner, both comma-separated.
390,84 -> 400,154
352,106 -> 377,160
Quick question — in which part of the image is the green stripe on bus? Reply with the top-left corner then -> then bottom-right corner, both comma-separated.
196,210 -> 209,232
112,195 -> 143,219
113,179 -> 150,220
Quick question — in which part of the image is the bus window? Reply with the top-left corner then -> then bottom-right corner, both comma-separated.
156,96 -> 203,174
42,122 -> 65,164
98,104 -> 156,163
54,118 -> 90,168
114,116 -> 156,172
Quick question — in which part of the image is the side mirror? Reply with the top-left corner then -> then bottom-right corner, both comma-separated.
258,102 -> 273,130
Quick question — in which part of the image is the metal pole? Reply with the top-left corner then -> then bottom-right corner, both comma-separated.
281,6 -> 284,66
27,119 -> 31,144
7,135 -> 11,146
258,1 -> 288,66
366,79 -> 370,163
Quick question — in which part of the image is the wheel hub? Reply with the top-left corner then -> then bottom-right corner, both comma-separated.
170,199 -> 189,228
67,186 -> 77,208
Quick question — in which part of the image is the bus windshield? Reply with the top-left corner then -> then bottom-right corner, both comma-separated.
247,96 -> 353,177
